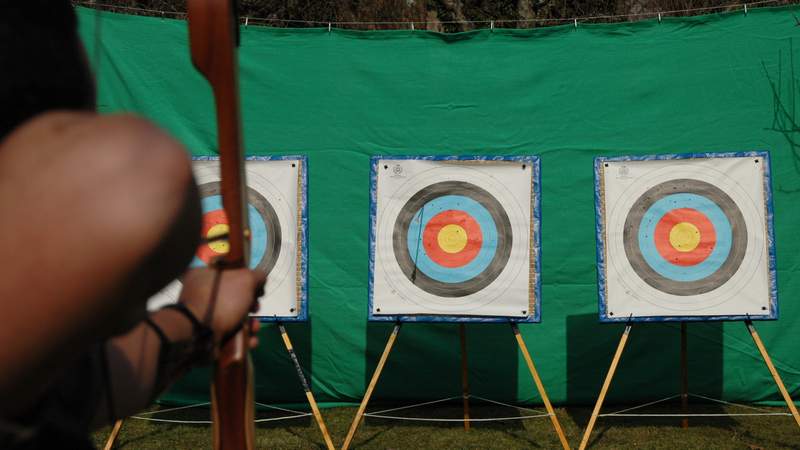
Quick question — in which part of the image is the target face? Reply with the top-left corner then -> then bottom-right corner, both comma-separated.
147,156 -> 308,321
595,152 -> 777,322
370,156 -> 540,322
193,182 -> 282,276
392,180 -> 513,298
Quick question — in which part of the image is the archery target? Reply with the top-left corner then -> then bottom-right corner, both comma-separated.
370,157 -> 539,320
597,153 -> 777,321
147,157 -> 307,320
193,182 -> 282,277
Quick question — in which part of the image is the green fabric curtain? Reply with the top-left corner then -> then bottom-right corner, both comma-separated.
77,5 -> 800,407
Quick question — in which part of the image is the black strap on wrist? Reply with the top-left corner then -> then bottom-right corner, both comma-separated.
162,303 -> 213,340
143,303 -> 215,401
161,302 -> 215,365
142,316 -> 174,401
143,316 -> 169,343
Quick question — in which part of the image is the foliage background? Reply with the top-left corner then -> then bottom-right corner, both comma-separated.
81,0 -> 797,30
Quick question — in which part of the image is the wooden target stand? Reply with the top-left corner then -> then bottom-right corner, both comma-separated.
341,322 -> 570,450
578,319 -> 800,450
103,323 -> 335,450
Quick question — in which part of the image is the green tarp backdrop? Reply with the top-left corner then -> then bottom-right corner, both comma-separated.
78,5 -> 800,408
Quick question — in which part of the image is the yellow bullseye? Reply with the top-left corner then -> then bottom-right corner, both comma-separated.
437,224 -> 468,253
669,222 -> 701,252
207,223 -> 230,254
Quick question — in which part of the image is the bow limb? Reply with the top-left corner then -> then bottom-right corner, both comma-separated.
187,2 -> 255,449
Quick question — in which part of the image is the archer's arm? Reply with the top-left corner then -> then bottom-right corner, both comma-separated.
0,112 -> 195,416
95,268 -> 263,427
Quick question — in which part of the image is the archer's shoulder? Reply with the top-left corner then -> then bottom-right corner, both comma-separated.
0,111 -> 191,181
1,111 -> 184,156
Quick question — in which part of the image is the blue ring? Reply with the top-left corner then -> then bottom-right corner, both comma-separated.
637,193 -> 732,282
406,195 -> 498,283
191,195 -> 268,270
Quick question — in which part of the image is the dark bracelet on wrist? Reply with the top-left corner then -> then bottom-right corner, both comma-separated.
162,302 -> 215,364
142,303 -> 216,401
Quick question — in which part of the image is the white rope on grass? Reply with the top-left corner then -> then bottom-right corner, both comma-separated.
364,395 -> 552,423
129,416 -> 212,424
600,392 -> 793,418
129,412 -> 313,425
254,401 -> 310,415
255,413 -> 313,423
363,413 -> 552,422
603,395 -> 680,416
130,401 -> 312,425
366,396 -> 461,416
366,395 -> 549,417
134,402 -> 210,416
470,395 -> 547,414
688,393 -> 791,413
602,413 -> 791,417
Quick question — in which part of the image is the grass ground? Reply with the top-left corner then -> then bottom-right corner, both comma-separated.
92,401 -> 800,449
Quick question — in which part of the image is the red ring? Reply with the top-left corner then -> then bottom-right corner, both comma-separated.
421,210 -> 482,268
196,209 -> 229,264
653,208 -> 716,267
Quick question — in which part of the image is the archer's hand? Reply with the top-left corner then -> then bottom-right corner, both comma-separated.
177,267 -> 265,348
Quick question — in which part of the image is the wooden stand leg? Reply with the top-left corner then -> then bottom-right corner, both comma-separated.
103,419 -> 123,450
460,323 -> 470,432
342,323 -> 402,450
579,324 -> 632,450
745,320 -> 800,429
680,322 -> 688,429
278,324 -> 336,450
511,323 -> 570,450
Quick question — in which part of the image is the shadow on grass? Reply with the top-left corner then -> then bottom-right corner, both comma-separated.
364,322 -> 521,427
565,314 -> 746,446
98,404 -> 799,449
360,402 -> 550,448
113,423 -> 179,449
341,321 -> 566,446
350,423 -> 396,448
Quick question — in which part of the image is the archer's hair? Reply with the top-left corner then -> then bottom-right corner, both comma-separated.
0,0 -> 96,139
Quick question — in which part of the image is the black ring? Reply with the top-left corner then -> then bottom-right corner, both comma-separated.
198,181 -> 282,275
392,180 -> 512,297
622,179 -> 747,296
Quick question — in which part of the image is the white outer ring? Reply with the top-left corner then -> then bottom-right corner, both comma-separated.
193,162 -> 296,299
605,161 -> 765,313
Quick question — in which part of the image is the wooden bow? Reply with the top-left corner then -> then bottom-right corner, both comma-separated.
187,2 -> 255,449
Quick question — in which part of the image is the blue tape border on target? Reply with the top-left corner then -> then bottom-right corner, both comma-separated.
367,155 -> 542,324
594,151 -> 778,323
192,155 -> 309,323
